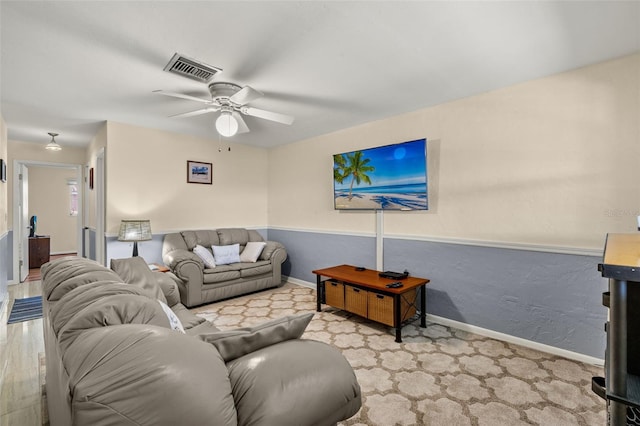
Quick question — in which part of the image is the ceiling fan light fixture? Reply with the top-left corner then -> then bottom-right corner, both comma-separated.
45,132 -> 62,151
215,111 -> 238,137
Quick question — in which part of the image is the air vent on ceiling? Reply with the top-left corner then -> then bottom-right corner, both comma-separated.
163,53 -> 222,83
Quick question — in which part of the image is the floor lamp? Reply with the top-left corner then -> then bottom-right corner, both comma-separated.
118,219 -> 152,257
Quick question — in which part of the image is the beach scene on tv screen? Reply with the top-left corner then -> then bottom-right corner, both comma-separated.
334,139 -> 428,210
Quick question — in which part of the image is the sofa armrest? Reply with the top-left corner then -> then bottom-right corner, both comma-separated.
260,241 -> 286,262
163,249 -> 203,271
227,339 -> 361,426
153,272 -> 181,307
163,250 -> 205,307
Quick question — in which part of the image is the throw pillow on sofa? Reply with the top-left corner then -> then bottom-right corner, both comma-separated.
240,241 -> 267,263
212,244 -> 241,265
157,300 -> 185,333
197,312 -> 314,362
193,244 -> 216,269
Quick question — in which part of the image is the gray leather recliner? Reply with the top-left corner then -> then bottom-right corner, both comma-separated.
41,256 -> 361,426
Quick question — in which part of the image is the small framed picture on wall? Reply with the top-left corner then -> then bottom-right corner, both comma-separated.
187,160 -> 212,184
0,159 -> 6,183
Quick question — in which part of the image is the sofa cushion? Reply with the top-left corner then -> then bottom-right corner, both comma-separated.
170,303 -> 208,330
217,228 -> 250,246
110,257 -> 168,304
212,244 -> 241,265
227,339 -> 361,426
239,263 -> 272,278
184,320 -> 220,336
240,241 -> 266,263
43,257 -> 123,302
155,273 -> 181,307
180,230 -> 220,251
57,294 -> 171,353
193,244 -> 216,269
197,313 -> 314,362
50,282 -> 146,336
203,268 -> 241,284
63,324 -> 238,426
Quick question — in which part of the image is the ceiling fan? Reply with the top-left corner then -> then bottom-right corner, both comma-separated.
154,82 -> 295,137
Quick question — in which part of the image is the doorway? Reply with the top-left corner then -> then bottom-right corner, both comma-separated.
11,161 -> 83,284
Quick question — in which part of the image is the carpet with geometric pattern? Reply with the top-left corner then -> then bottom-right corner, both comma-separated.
192,283 -> 606,426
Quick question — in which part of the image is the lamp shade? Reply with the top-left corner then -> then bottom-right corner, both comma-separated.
117,220 -> 152,242
215,111 -> 238,137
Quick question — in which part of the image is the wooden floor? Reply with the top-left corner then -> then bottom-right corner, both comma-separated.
0,255 -> 71,425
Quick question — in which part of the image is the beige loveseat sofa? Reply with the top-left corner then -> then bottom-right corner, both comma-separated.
42,256 -> 361,426
162,228 -> 286,307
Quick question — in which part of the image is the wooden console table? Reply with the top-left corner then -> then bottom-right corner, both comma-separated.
313,264 -> 429,342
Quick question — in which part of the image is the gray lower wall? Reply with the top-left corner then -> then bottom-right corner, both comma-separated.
268,229 -> 376,283
106,234 -> 164,266
0,232 -> 8,314
269,228 -> 608,359
5,231 -> 12,282
105,228 -> 269,267
58,226 -> 608,358
83,227 -> 96,261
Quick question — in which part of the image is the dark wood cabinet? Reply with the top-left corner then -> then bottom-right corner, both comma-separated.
29,236 -> 50,269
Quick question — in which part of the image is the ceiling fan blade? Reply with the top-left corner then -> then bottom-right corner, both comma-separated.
232,111 -> 250,134
153,90 -> 212,104
229,86 -> 263,105
169,106 -> 219,118
240,106 -> 294,125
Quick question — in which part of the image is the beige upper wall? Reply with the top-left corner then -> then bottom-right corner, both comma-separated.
105,122 -> 269,235
7,140 -> 86,226
28,167 -> 78,253
268,53 -> 640,250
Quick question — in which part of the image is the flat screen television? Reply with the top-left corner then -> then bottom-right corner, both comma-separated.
333,138 -> 428,210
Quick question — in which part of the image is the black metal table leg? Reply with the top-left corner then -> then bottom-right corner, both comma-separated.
420,284 -> 426,328
609,278 -> 628,425
316,274 -> 323,312
394,294 -> 402,343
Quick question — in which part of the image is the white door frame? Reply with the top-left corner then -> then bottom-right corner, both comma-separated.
18,164 -> 29,282
95,148 -> 106,265
11,160 -> 84,284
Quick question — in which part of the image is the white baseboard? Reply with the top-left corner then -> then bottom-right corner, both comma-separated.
285,276 -> 316,289
427,313 -> 604,367
285,277 -> 604,366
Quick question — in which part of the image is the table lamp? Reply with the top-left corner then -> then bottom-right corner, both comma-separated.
118,219 -> 152,257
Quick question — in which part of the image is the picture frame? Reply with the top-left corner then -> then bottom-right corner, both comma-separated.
0,159 -> 6,183
89,167 -> 94,190
187,160 -> 212,184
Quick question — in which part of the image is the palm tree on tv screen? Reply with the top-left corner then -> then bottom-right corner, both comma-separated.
333,154 -> 348,184
342,151 -> 375,200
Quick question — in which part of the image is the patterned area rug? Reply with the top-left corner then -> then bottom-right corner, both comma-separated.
192,283 -> 606,426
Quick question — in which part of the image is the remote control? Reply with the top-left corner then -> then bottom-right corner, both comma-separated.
386,282 -> 403,288
355,267 -> 366,271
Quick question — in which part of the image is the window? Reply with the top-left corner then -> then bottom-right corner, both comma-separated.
69,184 -> 78,216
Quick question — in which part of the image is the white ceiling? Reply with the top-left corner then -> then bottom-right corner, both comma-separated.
1,1 -> 638,149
